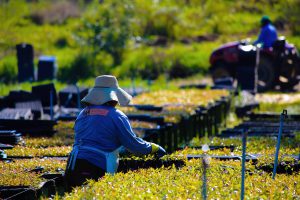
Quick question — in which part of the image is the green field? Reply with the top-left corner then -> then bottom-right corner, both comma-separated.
1,0 -> 300,84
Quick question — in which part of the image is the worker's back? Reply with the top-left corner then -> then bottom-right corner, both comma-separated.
261,23 -> 278,48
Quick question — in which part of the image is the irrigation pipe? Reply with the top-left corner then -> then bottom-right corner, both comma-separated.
272,110 -> 287,179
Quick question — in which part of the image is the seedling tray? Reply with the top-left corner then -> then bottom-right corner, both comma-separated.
177,145 -> 235,152
132,104 -> 163,112
127,114 -> 165,125
247,113 -> 300,121
0,180 -> 56,200
186,154 -> 258,162
0,186 -> 36,200
0,130 -> 22,145
0,119 -> 57,137
179,84 -> 208,89
2,156 -> 68,160
219,133 -> 295,138
240,121 -> 300,127
256,161 -> 300,174
118,158 -> 185,173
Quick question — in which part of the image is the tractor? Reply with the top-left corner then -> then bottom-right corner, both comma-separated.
209,37 -> 300,92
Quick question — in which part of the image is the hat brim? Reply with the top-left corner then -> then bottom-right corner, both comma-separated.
81,87 -> 132,106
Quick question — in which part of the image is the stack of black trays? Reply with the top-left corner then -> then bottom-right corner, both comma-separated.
0,130 -> 22,145
0,143 -> 14,149
15,101 -> 43,119
0,149 -> 7,159
58,85 -> 88,108
0,108 -> 33,120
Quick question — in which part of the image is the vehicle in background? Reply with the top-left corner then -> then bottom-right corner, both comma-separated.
209,37 -> 300,92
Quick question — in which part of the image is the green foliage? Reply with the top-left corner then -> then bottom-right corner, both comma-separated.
1,0 -> 300,83
280,0 -> 300,35
116,42 -> 216,79
0,80 -> 67,97
58,52 -> 94,82
59,159 -> 300,199
0,56 -> 17,83
74,0 -> 132,65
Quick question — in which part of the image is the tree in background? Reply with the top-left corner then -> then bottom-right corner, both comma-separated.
281,0 -> 300,35
74,0 -> 132,66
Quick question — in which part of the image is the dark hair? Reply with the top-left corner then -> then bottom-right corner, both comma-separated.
102,100 -> 118,107
82,100 -> 118,107
261,15 -> 271,26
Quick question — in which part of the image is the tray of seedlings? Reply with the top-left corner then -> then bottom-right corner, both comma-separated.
182,134 -> 300,172
3,125 -> 74,159
2,122 -> 299,199
1,89 -> 251,199
0,158 -> 66,199
60,155 -> 299,199
122,89 -> 232,148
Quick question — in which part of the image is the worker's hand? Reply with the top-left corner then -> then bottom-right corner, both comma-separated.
151,143 -> 166,158
157,146 -> 166,158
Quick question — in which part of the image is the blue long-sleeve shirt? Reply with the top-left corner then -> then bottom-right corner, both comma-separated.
254,24 -> 278,48
73,105 -> 152,170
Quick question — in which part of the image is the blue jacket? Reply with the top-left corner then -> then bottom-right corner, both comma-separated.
254,24 -> 278,48
73,105 -> 152,170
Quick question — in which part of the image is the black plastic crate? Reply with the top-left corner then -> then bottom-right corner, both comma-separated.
58,86 -> 88,108
37,56 -> 57,81
0,143 -> 14,149
32,83 -> 57,107
0,130 -> 22,145
0,108 -> 33,120
0,130 -> 18,136
3,90 -> 38,108
15,101 -> 43,119
16,43 -> 35,82
0,119 -> 57,137
236,65 -> 257,92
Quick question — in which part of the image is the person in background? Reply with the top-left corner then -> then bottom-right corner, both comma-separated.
65,75 -> 166,190
253,15 -> 278,48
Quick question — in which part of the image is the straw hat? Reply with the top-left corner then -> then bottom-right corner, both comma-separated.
81,75 -> 132,106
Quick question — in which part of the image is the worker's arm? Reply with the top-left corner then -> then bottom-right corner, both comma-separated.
113,113 -> 165,156
253,26 -> 268,46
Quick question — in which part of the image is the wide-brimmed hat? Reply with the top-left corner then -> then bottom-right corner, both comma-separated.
81,75 -> 132,106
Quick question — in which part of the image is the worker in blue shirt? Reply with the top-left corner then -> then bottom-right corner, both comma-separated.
253,16 -> 278,48
65,75 -> 166,190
